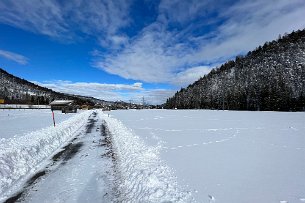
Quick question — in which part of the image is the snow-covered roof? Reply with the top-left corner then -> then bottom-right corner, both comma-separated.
49,100 -> 74,105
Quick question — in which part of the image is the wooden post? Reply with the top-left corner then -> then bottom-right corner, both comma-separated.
52,110 -> 56,127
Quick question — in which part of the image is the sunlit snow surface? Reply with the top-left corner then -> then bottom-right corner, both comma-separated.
1,109 -> 305,203
109,109 -> 305,203
0,109 -> 79,139
102,113 -> 193,202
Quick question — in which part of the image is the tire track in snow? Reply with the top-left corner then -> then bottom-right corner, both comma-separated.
0,111 -> 92,202
2,111 -> 116,203
2,114 -> 94,203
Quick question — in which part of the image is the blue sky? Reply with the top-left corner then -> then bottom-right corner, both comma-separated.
0,0 -> 304,104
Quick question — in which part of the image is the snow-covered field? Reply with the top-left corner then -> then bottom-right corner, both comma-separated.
1,109 -> 305,203
109,109 -> 305,203
0,109 -> 81,139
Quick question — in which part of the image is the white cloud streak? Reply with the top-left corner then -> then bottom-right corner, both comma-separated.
35,80 -> 143,93
0,49 -> 29,65
34,80 -> 173,105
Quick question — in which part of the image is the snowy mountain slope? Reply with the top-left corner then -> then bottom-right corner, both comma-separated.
0,68 -> 101,106
0,68 -> 136,109
165,29 -> 305,111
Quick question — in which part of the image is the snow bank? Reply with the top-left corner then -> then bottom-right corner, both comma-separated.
1,109 -> 81,139
100,112 -> 193,202
0,110 -> 92,196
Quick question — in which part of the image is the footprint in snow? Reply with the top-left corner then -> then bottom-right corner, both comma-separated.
208,195 -> 215,202
289,126 -> 298,131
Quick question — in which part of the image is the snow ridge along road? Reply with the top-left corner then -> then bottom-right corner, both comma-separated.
101,112 -> 194,202
13,111 -> 116,203
0,110 -> 92,201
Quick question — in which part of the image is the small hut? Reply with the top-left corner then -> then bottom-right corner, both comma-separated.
50,100 -> 77,113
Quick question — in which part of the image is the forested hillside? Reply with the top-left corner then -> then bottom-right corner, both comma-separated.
165,29 -> 305,111
0,68 -> 96,105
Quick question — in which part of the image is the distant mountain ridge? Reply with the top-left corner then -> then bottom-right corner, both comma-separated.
0,68 -> 104,106
164,29 -> 305,111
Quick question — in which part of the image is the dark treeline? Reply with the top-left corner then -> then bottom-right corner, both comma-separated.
165,29 -> 305,111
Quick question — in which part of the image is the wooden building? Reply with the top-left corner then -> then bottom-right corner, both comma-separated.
49,100 -> 77,113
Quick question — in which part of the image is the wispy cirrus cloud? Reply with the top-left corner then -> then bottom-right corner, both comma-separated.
0,49 -> 29,65
0,1 -> 68,39
95,0 -> 305,86
35,80 -> 143,93
0,0 -> 132,44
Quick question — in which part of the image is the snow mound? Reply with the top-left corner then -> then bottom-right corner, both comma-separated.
0,110 -> 92,196
101,112 -> 193,202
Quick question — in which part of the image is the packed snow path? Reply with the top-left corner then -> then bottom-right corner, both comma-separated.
1,110 -> 192,203
2,111 -> 116,203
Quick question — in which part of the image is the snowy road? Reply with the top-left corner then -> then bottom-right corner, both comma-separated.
1,110 -> 191,203
3,111 -> 115,203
